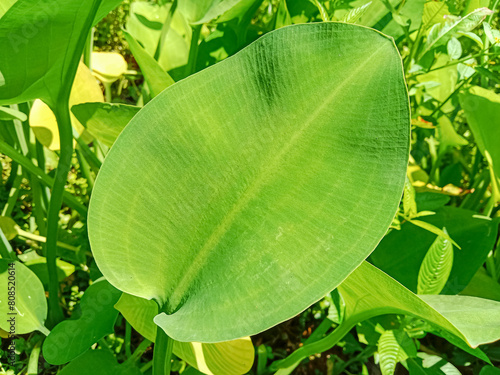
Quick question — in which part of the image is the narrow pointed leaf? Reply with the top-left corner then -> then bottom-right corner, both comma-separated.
88,22 -> 410,343
378,330 -> 403,375
123,30 -> 175,97
417,227 -> 453,295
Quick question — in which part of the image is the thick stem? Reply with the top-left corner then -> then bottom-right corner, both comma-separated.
46,103 -> 73,328
153,328 -> 174,375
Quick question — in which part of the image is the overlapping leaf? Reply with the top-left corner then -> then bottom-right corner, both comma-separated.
115,293 -> 255,375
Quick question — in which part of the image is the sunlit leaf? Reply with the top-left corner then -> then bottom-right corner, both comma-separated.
88,23 -> 410,343
29,62 -> 103,150
417,227 -> 453,295
42,279 -> 122,365
0,259 -> 49,335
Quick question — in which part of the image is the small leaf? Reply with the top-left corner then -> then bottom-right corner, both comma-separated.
42,279 -> 122,365
447,37 -> 461,60
91,52 -> 128,84
422,7 -> 493,57
417,227 -> 454,295
457,30 -> 484,47
341,2 -> 372,24
0,259 -> 49,335
378,330 -> 405,375
403,175 -> 418,218
72,102 -> 140,148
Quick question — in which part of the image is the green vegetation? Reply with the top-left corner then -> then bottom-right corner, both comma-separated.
0,0 -> 499,374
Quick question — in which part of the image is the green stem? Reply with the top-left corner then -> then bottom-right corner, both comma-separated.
104,83 -> 112,103
46,103 -> 74,328
270,319 -> 356,371
125,321 -> 132,358
429,72 -> 477,118
0,139 -> 87,215
126,339 -> 152,365
154,0 -> 178,61
43,0 -> 102,324
185,25 -> 202,78
2,166 -> 23,217
153,328 -> 174,375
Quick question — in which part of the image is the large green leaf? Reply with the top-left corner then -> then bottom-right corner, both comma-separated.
459,86 -> 500,177
370,207 -> 499,294
273,262 -> 500,370
42,279 -> 122,365
88,22 -> 410,342
115,293 -> 255,375
0,0 -> 115,107
0,259 -> 49,335
340,262 -> 500,348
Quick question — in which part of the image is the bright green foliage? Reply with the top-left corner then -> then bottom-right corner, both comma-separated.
377,330 -> 406,375
88,22 -> 410,342
459,86 -> 500,177
178,0 -> 260,24
0,259 -> 49,335
0,0 -> 117,107
42,279 -> 122,365
421,7 -> 494,56
273,262 -> 500,370
340,262 -> 500,348
115,293 -> 255,374
417,227 -> 454,295
371,207 -> 499,294
123,30 -> 175,97
71,102 -> 140,147
126,1 -> 191,72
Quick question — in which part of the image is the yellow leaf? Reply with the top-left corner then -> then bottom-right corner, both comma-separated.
29,61 -> 104,150
91,52 -> 128,84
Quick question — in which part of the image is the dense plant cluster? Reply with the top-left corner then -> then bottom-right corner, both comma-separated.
0,0 -> 499,374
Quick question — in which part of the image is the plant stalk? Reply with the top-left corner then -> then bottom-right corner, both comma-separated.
46,102 -> 73,328
185,24 -> 202,78
153,328 -> 174,375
